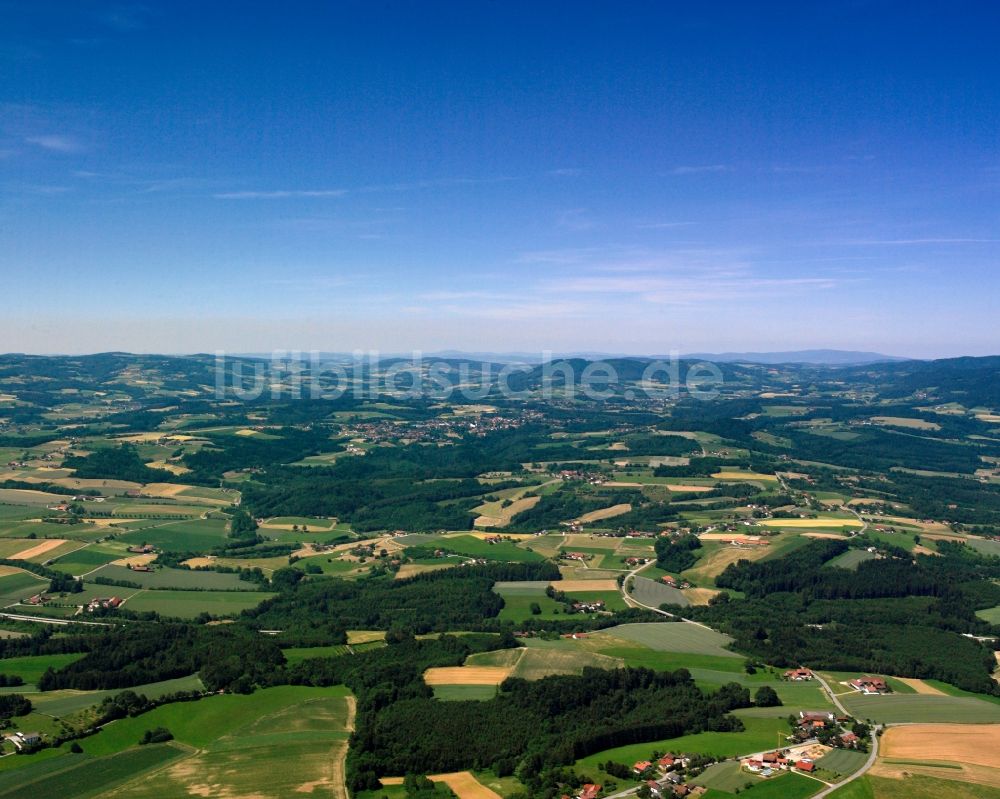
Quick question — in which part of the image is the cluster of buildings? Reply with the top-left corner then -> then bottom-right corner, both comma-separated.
4,731 -> 42,752
85,596 -> 123,612
632,754 -> 694,797
848,676 -> 889,695
569,600 -> 606,613
743,750 -> 819,777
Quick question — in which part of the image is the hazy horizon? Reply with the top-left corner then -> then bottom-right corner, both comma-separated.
3,2 -> 999,357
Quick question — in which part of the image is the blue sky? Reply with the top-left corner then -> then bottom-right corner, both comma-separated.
2,1 -> 998,356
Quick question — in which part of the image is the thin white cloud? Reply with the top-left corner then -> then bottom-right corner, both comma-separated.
668,164 -> 730,175
835,238 -> 1000,246
25,134 -> 84,153
214,189 -> 348,199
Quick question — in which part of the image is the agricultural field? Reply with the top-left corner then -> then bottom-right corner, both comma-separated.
3,685 -> 355,799
839,693 -> 1000,724
121,589 -> 275,618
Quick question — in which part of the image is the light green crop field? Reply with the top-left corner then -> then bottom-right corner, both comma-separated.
117,519 -> 229,552
30,675 -> 206,718
816,747 -> 869,777
86,686 -> 354,799
0,652 -> 85,684
828,549 -> 878,570
0,744 -> 187,799
0,569 -> 48,603
701,772 -> 820,799
88,564 -> 256,591
828,774 -> 1000,799
434,535 -> 545,562
975,605 -> 1000,624
122,589 -> 274,618
281,644 -> 351,664
839,692 -> 1000,723
605,622 -> 739,657
2,685 -> 355,799
510,647 -> 623,680
433,684 -> 498,701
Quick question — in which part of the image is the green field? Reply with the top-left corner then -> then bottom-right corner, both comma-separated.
46,546 -> 122,574
0,569 -> 48,603
604,622 -> 739,657
976,605 -> 1000,624
829,774 -> 1000,799
281,644 -> 352,664
117,519 -> 229,552
839,692 -> 1000,723
434,535 -> 545,562
0,652 -> 84,684
432,684 -> 498,701
701,772 -> 820,799
2,685 -> 354,798
87,564 -> 256,590
817,747 -> 869,777
828,549 -> 879,570
0,744 -> 187,799
30,674 -> 206,717
122,589 -> 274,618
85,686 -> 353,798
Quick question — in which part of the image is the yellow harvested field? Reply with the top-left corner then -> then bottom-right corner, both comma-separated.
894,677 -> 946,695
975,413 -> 1000,423
880,724 -> 1000,769
394,562 -> 451,579
665,484 -> 715,493
552,579 -> 620,591
759,518 -> 862,528
458,531 -> 536,540
9,538 -> 70,560
111,553 -> 158,568
347,630 -> 386,645
871,416 -> 941,430
424,666 -> 512,685
682,587 -> 721,605
0,565 -> 32,578
473,495 -> 540,528
699,533 -> 768,541
379,777 -> 405,786
142,482 -> 191,498
604,481 -> 642,487
427,772 -> 502,799
686,546 -> 772,580
116,432 -> 171,442
573,504 -> 632,524
181,556 -> 215,568
712,471 -> 778,481
802,532 -> 850,539
145,460 -> 190,475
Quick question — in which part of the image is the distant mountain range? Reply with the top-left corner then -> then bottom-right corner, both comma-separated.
425,349 -> 912,366
225,349 -> 913,366
680,349 -> 912,365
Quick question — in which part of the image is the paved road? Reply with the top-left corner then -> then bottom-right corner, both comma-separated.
813,672 -> 850,716
812,727 -> 881,799
0,611 -> 110,626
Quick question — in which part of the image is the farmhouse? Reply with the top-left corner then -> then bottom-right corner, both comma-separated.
8,731 -> 42,751
794,760 -> 815,773
633,760 -> 653,774
577,784 -> 601,799
849,676 -> 889,694
571,600 -> 605,613
784,668 -> 813,681
87,596 -> 123,612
